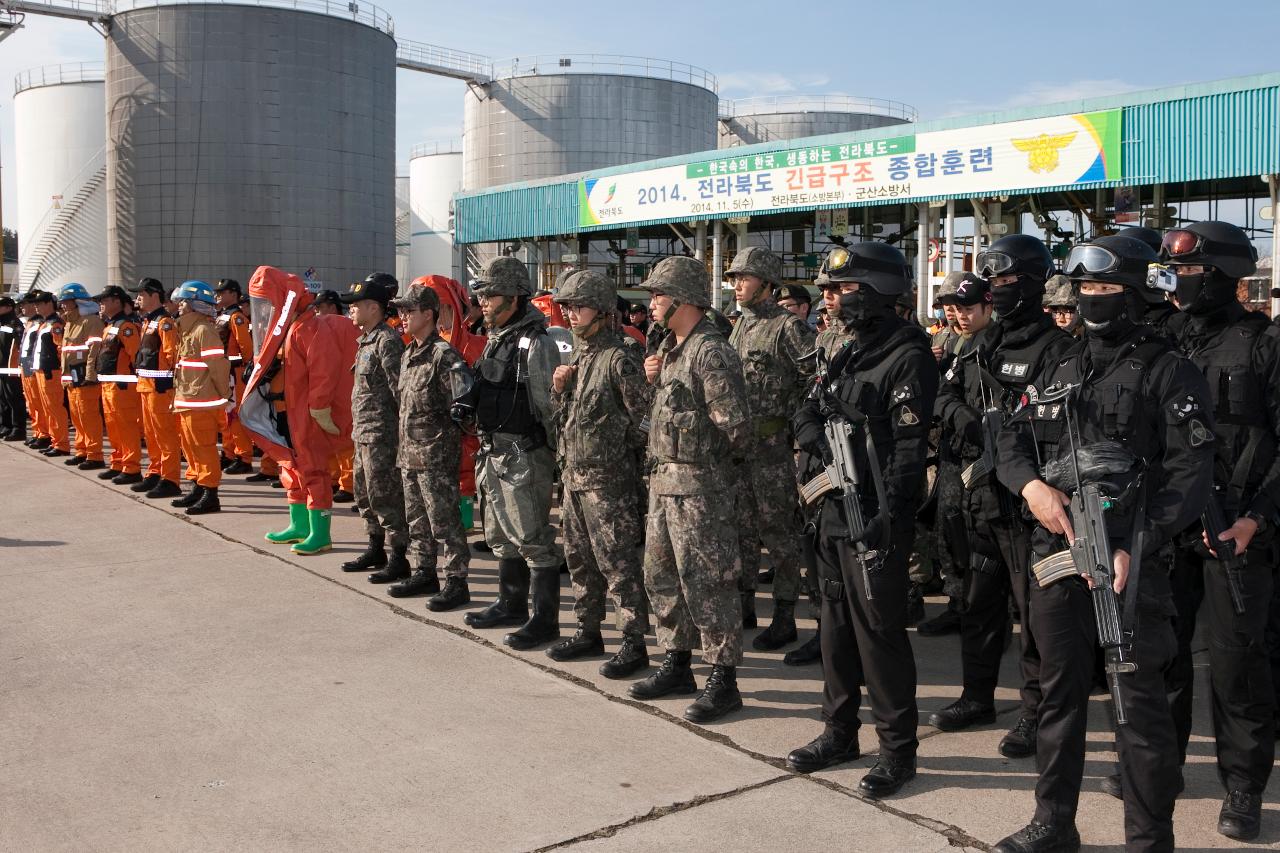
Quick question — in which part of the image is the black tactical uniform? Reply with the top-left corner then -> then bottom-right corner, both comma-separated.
0,298 -> 25,440
785,243 -> 937,799
931,234 -> 1072,756
1162,221 -> 1276,842
994,235 -> 1215,853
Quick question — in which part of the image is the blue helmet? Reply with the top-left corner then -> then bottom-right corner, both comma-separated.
173,280 -> 216,305
57,282 -> 93,302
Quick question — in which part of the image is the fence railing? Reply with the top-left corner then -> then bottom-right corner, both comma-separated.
490,54 -> 717,93
720,95 -> 916,123
14,61 -> 105,94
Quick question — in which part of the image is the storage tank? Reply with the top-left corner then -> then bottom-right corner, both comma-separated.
105,1 -> 397,290
719,95 -> 916,148
463,55 -> 719,190
408,141 -> 463,279
13,63 -> 108,294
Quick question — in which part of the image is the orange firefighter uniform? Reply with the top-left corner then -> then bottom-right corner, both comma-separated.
32,308 -> 70,452
217,304 -> 256,465
60,309 -> 106,462
173,311 -> 231,488
135,309 -> 182,484
97,311 -> 144,475
18,312 -> 47,443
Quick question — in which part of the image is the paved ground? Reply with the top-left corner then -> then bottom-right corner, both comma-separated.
2,441 -> 1277,851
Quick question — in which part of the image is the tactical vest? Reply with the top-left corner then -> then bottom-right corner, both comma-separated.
98,315 -> 139,377
473,325 -> 544,437
135,312 -> 169,373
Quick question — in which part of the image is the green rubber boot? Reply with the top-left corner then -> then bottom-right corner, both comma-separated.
291,508 -> 333,555
265,503 -> 310,544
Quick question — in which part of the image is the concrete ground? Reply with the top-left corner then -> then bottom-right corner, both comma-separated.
2,441 -> 1277,852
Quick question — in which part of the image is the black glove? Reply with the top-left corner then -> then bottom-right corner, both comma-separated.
242,363 -> 254,384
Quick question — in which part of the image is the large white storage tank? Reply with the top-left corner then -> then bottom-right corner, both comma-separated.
13,63 -> 108,294
408,142 -> 463,279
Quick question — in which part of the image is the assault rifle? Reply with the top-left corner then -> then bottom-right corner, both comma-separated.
1202,492 -> 1248,617
1028,383 -> 1138,726
959,348 -> 1009,491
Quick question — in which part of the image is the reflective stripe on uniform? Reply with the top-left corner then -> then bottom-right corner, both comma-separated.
174,398 -> 228,409
137,369 -> 174,378
178,359 -> 208,369
98,374 -> 138,383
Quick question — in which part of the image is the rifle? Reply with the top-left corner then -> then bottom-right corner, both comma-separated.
1202,492 -> 1248,616
959,348 -> 1010,491
1027,383 -> 1138,726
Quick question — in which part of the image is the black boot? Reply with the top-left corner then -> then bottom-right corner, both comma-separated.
427,576 -> 470,612
684,665 -> 742,722
112,471 -> 144,486
600,633 -> 649,679
1219,790 -> 1262,841
786,729 -> 861,773
31,436 -> 51,450
858,757 -> 916,798
63,454 -> 87,466
131,473 -> 161,493
928,698 -> 996,732
906,582 -> 926,626
464,558 -> 529,628
992,821 -> 1080,853
368,546 -> 410,584
999,715 -> 1038,758
97,467 -> 120,480
224,460 -> 253,475
341,533 -> 386,572
504,568 -> 562,650
388,566 -> 440,598
146,479 -> 183,499
186,486 -> 221,515
752,600 -> 797,651
629,650 -> 696,699
546,626 -> 604,661
784,627 -> 822,666
171,485 -> 204,508
740,590 -> 757,630
757,566 -> 774,585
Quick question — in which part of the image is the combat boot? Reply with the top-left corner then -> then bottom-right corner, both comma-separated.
999,715 -> 1038,758
1219,790 -> 1262,841
629,650 -> 696,699
145,479 -> 182,499
130,474 -> 161,493
684,665 -> 742,722
63,454 -> 86,466
859,757 -> 916,798
740,590 -> 757,630
784,627 -> 822,666
389,567 -> 440,598
368,545 -> 410,583
185,486 -> 221,515
504,567 -> 562,650
427,576 -> 470,612
78,459 -> 106,471
906,582 -> 926,626
171,485 -> 204,508
224,460 -> 253,475
786,728 -> 861,773
600,633 -> 649,679
31,436 -> 52,450
341,532 -> 386,571
928,698 -> 996,732
266,503 -> 310,545
112,472 -> 143,486
464,557 -> 529,628
97,467 -> 120,480
752,600 -> 797,651
291,509 -> 333,555
546,626 -> 604,661
992,821 -> 1080,853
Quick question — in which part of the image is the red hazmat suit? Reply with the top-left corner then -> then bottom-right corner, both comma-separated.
241,266 -> 358,510
413,274 -> 484,497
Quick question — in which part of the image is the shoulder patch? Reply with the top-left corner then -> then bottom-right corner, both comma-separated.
161,321 -> 174,332
1168,395 -> 1202,422
617,356 -> 639,377
233,315 -> 246,326
1187,416 -> 1215,448
703,347 -> 729,371
897,407 -> 921,427
122,327 -> 134,337
890,383 -> 916,405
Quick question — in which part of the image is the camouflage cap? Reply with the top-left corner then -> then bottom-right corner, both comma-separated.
1042,274 -> 1076,309
553,270 -> 616,314
390,283 -> 440,313
726,245 -> 783,285
640,256 -> 711,309
473,256 -> 531,297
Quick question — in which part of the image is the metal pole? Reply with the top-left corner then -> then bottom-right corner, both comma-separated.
917,203 -> 930,324
1270,175 -> 1279,320
695,220 -> 706,261
944,198 -> 955,275
712,219 -> 723,312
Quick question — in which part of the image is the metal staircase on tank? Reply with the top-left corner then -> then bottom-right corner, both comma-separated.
0,0 -> 109,23
17,147 -> 106,292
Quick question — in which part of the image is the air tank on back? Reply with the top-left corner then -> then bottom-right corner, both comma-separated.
105,0 -> 397,289
463,55 -> 719,190
13,63 -> 108,294
719,95 -> 916,148
408,141 -> 463,279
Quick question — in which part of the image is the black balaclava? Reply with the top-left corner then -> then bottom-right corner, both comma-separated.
838,288 -> 898,339
991,276 -> 1047,325
1174,267 -> 1237,316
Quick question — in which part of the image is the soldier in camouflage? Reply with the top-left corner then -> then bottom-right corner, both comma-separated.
545,271 -> 654,678
726,246 -> 817,651
1042,274 -> 1081,337
339,278 -> 411,583
388,283 -> 474,611
630,256 -> 753,723
458,256 -> 566,650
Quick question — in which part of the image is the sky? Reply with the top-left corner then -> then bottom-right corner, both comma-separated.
0,0 -> 1277,242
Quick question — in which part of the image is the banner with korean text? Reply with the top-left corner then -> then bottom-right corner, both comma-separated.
578,109 -> 1121,228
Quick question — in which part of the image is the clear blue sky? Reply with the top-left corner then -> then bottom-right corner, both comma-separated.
1,0 -> 1277,238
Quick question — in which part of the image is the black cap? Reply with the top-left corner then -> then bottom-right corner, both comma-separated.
775,283 -> 812,306
30,289 -> 55,304
0,296 -> 14,309
341,279 -> 394,305
215,278 -> 242,294
93,285 -> 132,303
951,275 -> 992,307
314,289 -> 343,307
137,278 -> 166,297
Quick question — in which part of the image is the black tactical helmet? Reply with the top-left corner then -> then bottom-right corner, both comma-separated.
1063,235 -> 1158,289
976,234 -> 1054,283
817,242 -> 912,296
364,271 -> 399,296
1158,220 -> 1258,280
1116,226 -> 1162,254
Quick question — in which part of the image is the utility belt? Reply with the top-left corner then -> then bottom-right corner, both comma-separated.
479,429 -> 546,456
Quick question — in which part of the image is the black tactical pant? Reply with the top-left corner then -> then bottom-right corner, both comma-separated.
0,375 -> 24,434
1168,542 -> 1276,794
1030,577 -> 1181,852
959,520 -> 1041,715
817,510 -> 918,762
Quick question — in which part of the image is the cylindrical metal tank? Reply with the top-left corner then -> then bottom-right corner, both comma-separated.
463,55 -> 719,190
719,95 -> 916,149
408,142 -> 463,279
106,1 -> 397,290
13,63 -> 108,294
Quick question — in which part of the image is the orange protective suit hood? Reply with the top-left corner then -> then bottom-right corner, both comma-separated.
240,265 -> 316,459
413,274 -> 486,365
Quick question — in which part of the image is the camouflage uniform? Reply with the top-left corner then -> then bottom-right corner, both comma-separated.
352,321 -> 408,549
398,322 -> 471,578
644,259 -> 753,666
552,296 -> 653,635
